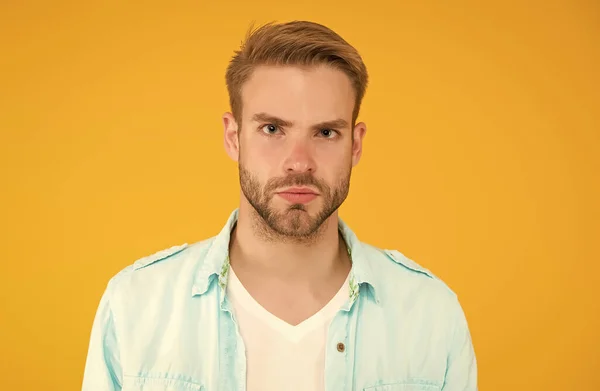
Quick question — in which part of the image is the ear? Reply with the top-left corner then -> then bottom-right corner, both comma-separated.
222,112 -> 240,162
351,121 -> 367,167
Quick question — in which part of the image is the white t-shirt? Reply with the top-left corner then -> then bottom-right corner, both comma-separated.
226,267 -> 350,391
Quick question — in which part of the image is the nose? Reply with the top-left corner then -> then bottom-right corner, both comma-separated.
283,138 -> 316,174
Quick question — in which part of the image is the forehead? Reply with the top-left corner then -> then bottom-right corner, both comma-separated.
240,64 -> 355,124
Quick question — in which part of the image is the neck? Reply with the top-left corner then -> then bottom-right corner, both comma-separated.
229,201 -> 350,283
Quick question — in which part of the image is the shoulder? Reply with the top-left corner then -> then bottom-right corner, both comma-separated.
360,243 -> 473,357
103,237 -> 216,296
361,242 -> 458,301
131,242 -> 191,271
361,243 -> 468,333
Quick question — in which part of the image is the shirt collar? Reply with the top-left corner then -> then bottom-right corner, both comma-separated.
191,209 -> 381,305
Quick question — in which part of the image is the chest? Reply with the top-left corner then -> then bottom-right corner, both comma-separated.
117,291 -> 449,391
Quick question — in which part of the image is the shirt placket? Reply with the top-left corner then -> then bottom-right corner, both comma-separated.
217,256 -> 247,391
324,273 -> 361,391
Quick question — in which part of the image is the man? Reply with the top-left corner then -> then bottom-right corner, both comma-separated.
82,20 -> 477,391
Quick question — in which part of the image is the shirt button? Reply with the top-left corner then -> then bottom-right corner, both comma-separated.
337,342 -> 345,352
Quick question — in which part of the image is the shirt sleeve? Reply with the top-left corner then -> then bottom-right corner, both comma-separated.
81,280 -> 123,391
442,297 -> 478,390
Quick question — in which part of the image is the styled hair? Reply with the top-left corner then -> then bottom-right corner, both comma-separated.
225,20 -> 369,127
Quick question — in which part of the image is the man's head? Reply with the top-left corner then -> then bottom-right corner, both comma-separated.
222,21 -> 368,241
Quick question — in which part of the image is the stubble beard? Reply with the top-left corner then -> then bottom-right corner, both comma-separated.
238,163 -> 351,244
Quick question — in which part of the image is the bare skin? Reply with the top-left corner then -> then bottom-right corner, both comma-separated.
222,64 -> 367,326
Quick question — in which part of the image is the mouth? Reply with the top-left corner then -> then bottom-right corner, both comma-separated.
276,187 -> 319,204
278,187 -> 319,195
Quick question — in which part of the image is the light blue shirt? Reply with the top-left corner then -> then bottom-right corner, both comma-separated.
82,209 -> 477,390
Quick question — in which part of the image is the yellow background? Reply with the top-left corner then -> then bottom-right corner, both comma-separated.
1,1 -> 598,390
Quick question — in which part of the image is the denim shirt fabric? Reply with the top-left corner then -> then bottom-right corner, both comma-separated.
82,209 -> 477,390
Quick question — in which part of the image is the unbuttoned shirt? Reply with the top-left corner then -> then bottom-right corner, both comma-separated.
81,209 -> 478,390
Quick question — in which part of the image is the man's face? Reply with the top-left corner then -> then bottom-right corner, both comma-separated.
224,64 -> 366,239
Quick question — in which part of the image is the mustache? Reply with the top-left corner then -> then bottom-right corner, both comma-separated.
264,172 -> 326,194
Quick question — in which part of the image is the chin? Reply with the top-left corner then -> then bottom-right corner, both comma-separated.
278,219 -> 318,237
285,204 -> 323,219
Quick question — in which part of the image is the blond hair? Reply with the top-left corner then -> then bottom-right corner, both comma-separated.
225,20 -> 368,126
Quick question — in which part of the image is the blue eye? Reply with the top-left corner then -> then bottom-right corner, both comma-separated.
262,124 -> 279,134
320,129 -> 336,138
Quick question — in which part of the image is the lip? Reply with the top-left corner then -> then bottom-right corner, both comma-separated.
278,187 -> 319,195
276,187 -> 319,204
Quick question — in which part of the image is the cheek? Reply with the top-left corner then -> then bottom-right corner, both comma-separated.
315,151 -> 351,188
241,137 -> 281,174
315,143 -> 352,168
241,133 -> 269,158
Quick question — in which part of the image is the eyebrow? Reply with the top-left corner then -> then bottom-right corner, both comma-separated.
252,113 -> 293,128
251,112 -> 349,130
